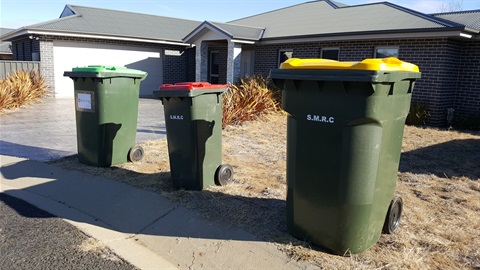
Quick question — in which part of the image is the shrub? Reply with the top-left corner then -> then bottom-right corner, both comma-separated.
222,75 -> 282,128
0,69 -> 48,111
406,102 -> 430,126
452,116 -> 480,130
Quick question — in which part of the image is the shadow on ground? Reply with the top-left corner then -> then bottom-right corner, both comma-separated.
400,138 -> 480,180
0,141 -> 73,161
1,157 -> 314,251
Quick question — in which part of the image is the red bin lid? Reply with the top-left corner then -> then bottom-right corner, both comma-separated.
159,82 -> 228,91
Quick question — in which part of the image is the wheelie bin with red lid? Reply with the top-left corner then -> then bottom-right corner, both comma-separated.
154,82 -> 233,190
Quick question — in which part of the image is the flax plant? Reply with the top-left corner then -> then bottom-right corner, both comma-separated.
0,69 -> 47,110
222,75 -> 282,128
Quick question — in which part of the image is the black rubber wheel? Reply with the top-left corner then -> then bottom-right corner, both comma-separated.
128,145 -> 144,162
215,164 -> 234,186
382,196 -> 403,234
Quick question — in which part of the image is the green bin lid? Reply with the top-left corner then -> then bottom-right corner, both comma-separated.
64,65 -> 147,79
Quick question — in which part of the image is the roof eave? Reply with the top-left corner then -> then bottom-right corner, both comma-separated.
2,28 -> 191,46
183,21 -> 233,43
258,28 -> 476,44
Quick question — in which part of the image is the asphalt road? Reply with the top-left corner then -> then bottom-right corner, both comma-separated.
0,193 -> 137,270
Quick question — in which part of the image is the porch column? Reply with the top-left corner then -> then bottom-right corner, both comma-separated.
195,41 -> 208,82
227,41 -> 242,84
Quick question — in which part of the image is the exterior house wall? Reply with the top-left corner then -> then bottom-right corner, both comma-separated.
251,38 -> 479,126
455,41 -> 480,119
186,47 -> 196,82
11,36 -> 191,95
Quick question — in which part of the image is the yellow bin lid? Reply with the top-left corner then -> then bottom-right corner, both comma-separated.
280,57 -> 419,72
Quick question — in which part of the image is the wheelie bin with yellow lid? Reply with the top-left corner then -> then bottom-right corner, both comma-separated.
269,57 -> 421,255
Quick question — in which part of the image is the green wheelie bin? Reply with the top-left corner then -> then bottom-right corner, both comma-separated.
64,65 -> 147,167
154,82 -> 233,190
270,57 -> 421,255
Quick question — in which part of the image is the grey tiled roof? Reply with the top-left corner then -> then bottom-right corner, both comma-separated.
0,28 -> 14,53
229,1 -> 464,40
205,21 -> 265,40
432,10 -> 480,31
25,5 -> 202,42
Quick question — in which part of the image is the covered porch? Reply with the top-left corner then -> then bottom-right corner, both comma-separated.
183,21 -> 264,84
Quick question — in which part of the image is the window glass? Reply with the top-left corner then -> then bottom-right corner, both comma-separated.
278,50 -> 293,66
375,48 -> 399,58
321,48 -> 339,60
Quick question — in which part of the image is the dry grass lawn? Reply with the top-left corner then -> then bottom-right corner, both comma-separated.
51,114 -> 480,269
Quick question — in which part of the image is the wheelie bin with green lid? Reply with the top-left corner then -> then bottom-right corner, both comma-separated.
64,65 -> 147,167
269,57 -> 421,255
154,82 -> 233,190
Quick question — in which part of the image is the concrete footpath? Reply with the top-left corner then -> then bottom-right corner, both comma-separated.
1,155 -> 317,270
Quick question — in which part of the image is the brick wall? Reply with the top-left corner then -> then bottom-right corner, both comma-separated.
455,41 -> 480,119
39,38 -> 55,95
186,47 -> 196,82
252,38 -> 480,126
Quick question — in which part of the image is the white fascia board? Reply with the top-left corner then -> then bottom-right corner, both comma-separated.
258,30 -> 469,45
7,29 -> 191,47
230,39 -> 256,44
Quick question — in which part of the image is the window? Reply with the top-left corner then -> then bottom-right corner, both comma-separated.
209,51 -> 219,84
321,48 -> 339,60
375,47 -> 399,58
278,49 -> 293,66
240,50 -> 255,78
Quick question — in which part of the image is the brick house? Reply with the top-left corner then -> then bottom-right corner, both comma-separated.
2,1 -> 479,126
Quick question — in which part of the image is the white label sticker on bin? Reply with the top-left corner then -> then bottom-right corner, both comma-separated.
307,114 -> 335,123
76,91 -> 95,112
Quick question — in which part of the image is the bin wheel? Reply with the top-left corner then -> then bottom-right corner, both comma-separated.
128,145 -> 144,162
215,164 -> 234,186
382,196 -> 403,234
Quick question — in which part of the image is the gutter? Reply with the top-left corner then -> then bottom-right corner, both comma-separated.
1,29 -> 191,47
258,28 -> 477,45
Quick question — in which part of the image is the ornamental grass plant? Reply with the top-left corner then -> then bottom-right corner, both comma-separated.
222,75 -> 282,128
0,69 -> 47,111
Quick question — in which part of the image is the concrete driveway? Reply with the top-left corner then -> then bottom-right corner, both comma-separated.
0,97 -> 166,161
